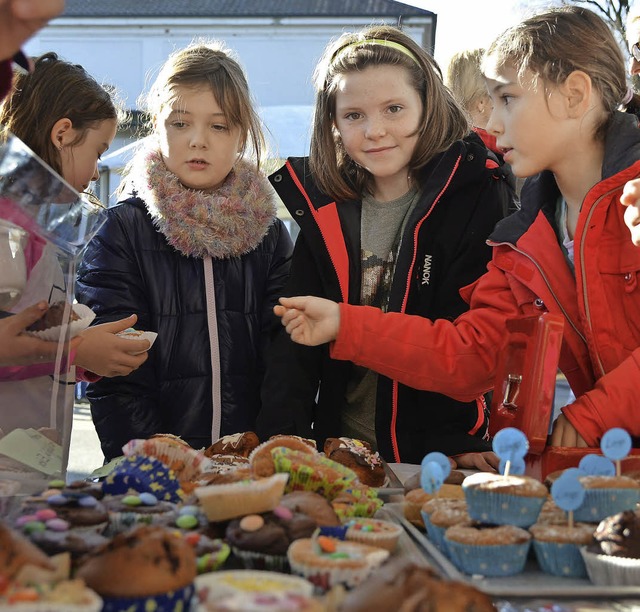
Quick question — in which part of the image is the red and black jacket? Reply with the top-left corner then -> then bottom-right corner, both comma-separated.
258,133 -> 514,463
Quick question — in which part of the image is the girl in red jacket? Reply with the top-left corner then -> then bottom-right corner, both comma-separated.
275,6 -> 640,450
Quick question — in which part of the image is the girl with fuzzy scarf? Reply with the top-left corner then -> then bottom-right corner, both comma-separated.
76,42 -> 293,461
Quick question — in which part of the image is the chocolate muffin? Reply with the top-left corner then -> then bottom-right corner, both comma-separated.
589,510 -> 640,558
324,437 -> 386,487
27,300 -> 80,331
205,431 -> 260,458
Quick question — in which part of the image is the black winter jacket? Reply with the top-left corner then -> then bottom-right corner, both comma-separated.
76,197 -> 293,460
257,135 -> 514,463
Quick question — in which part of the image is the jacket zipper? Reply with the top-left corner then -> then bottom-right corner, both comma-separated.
390,155 -> 462,462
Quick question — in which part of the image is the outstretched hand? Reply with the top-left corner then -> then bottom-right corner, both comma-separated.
73,314 -> 150,377
621,179 -> 640,246
274,296 -> 341,346
0,301 -> 81,366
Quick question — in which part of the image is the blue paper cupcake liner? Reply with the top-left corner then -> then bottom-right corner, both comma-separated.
420,510 -> 447,553
445,539 -> 530,577
532,540 -> 587,578
573,488 -> 640,523
464,488 -> 545,528
100,583 -> 194,612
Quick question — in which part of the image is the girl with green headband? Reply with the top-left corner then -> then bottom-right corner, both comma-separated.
258,24 -> 515,469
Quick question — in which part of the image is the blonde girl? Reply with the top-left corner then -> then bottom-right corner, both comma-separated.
77,42 -> 292,461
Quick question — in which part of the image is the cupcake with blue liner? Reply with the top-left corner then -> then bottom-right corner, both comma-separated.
444,523 -> 531,577
462,472 -> 547,528
421,498 -> 469,553
75,524 -> 196,612
529,522 -> 594,578
102,454 -> 185,503
573,475 -> 640,522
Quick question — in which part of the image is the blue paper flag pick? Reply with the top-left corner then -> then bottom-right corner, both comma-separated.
551,472 -> 585,512
421,461 -> 444,494
499,457 -> 525,476
492,427 -> 529,462
579,454 -> 615,477
421,451 -> 451,481
600,428 -> 632,462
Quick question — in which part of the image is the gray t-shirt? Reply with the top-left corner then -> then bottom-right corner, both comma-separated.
342,189 -> 419,448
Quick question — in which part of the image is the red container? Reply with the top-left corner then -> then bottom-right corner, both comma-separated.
489,313 -> 640,480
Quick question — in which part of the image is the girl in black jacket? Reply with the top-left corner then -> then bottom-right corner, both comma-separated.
257,25 -> 514,468
77,42 -> 293,461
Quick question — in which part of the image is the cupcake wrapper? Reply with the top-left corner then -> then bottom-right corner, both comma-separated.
123,438 -> 216,483
464,488 -> 545,528
532,540 -> 587,578
195,473 -> 288,522
106,509 -> 176,536
581,547 -> 640,586
231,547 -> 289,572
23,303 -> 95,341
344,519 -> 402,552
100,583 -> 194,612
420,510 -> 447,553
102,454 -> 184,503
445,539 -> 531,577
573,488 -> 640,523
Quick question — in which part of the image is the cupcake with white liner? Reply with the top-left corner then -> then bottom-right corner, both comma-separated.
24,301 -> 94,341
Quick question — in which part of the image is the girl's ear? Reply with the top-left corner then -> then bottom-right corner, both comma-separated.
50,117 -> 74,150
562,70 -> 593,118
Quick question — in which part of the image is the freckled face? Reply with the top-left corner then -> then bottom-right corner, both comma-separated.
333,64 -> 422,201
156,85 -> 243,192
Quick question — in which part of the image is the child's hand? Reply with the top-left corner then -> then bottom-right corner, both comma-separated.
451,451 -> 500,473
620,179 -> 640,246
274,296 -> 340,346
73,314 -> 151,377
549,413 -> 588,447
0,301 -> 82,366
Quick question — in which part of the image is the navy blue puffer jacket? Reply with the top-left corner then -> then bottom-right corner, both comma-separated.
76,196 -> 292,460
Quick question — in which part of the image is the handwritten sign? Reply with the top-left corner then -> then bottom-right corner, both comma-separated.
0,428 -> 62,475
492,428 -> 528,462
551,472 -> 585,512
601,428 -> 632,462
499,457 -> 525,476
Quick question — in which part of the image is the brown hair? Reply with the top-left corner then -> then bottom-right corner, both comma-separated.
310,24 -> 469,201
484,6 -> 626,140
0,52 -> 119,176
142,41 -> 265,169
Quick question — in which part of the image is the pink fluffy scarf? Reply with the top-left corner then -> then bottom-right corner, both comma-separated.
130,146 -> 276,259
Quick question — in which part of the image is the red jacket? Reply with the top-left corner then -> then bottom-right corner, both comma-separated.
332,112 -> 640,447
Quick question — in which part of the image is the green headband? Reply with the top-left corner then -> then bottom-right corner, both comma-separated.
331,38 -> 420,66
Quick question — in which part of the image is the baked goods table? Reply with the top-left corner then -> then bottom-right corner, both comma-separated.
384,463 -> 640,612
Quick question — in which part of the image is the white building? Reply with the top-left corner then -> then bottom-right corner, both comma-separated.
24,0 -> 435,211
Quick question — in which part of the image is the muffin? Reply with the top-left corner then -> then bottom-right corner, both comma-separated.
338,557 -> 496,612
287,535 -> 389,590
529,522 -> 594,577
444,523 -> 532,577
421,498 -> 469,553
249,435 -> 318,478
329,482 -> 383,520
343,517 -> 403,552
581,510 -> 640,586
573,475 -> 640,523
462,472 -> 547,527
279,491 -> 341,527
225,506 -> 317,571
75,525 -> 197,611
205,431 -> 260,458
195,473 -> 289,522
403,485 -> 464,528
102,492 -> 177,535
26,300 -> 81,331
323,437 -> 386,487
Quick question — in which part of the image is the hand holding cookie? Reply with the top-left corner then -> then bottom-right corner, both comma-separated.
73,314 -> 152,378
